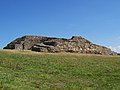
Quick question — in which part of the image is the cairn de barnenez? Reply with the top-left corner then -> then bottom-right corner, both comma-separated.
4,35 -> 117,55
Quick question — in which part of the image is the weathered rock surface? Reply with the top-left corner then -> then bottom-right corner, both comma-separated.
4,35 -> 117,55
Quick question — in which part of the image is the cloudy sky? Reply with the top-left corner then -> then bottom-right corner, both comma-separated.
0,0 -> 120,52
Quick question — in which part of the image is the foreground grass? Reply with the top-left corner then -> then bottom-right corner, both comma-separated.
0,50 -> 120,90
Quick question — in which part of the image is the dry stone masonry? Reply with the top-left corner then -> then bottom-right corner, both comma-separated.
4,35 -> 117,55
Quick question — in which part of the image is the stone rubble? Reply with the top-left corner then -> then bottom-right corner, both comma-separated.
3,35 -> 117,55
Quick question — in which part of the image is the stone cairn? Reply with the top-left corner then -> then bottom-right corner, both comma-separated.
4,35 -> 117,55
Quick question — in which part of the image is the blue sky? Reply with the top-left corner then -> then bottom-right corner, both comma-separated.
0,0 -> 120,52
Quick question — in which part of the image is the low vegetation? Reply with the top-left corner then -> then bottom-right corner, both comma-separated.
0,50 -> 120,90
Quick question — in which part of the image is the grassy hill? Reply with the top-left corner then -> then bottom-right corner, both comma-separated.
0,50 -> 120,90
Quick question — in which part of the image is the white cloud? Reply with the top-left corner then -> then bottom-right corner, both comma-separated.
109,46 -> 120,53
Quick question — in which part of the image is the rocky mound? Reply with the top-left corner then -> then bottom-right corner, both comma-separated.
3,35 -> 117,55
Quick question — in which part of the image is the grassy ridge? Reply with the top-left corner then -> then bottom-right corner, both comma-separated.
0,50 -> 120,90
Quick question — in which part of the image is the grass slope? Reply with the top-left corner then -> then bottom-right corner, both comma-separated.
0,50 -> 120,90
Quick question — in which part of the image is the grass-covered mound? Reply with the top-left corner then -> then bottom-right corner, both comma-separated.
0,50 -> 120,90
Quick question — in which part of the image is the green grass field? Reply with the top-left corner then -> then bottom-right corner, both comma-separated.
0,50 -> 120,90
